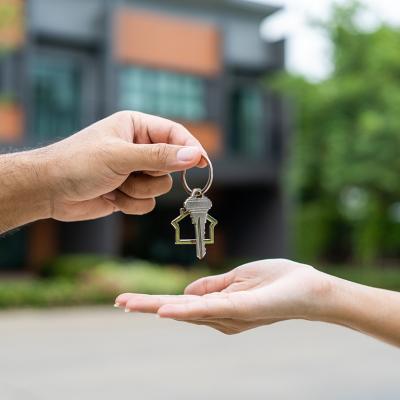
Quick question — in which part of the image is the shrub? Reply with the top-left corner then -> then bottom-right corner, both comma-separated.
0,257 -> 208,309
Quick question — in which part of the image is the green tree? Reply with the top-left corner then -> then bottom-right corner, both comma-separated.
273,1 -> 400,265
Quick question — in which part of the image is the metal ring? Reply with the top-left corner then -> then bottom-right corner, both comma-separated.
181,155 -> 213,195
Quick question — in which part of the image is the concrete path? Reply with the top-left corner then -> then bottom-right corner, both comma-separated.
0,307 -> 398,400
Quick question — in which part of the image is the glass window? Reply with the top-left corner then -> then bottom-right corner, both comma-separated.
119,67 -> 207,121
0,53 -> 14,95
32,57 -> 81,142
0,57 -> 5,92
0,230 -> 27,270
231,86 -> 266,158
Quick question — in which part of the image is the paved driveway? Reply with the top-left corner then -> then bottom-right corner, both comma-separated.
0,307 -> 398,399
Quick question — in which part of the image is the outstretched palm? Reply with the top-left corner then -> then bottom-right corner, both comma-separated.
115,259 -> 331,335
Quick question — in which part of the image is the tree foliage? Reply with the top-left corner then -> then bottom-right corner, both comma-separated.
272,1 -> 400,265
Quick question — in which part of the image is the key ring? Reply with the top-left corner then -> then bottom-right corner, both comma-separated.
181,155 -> 213,195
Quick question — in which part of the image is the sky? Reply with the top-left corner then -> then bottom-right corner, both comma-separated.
252,0 -> 400,81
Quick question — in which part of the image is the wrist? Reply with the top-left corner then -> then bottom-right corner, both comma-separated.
26,147 -> 54,219
298,270 -> 351,325
0,148 -> 52,232
312,273 -> 363,327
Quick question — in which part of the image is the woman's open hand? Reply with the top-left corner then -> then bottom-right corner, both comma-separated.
115,259 -> 334,335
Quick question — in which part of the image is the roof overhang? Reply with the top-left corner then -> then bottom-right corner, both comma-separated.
225,0 -> 281,16
161,0 -> 281,18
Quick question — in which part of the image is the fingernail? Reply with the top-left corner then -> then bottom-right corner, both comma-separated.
177,147 -> 200,162
114,303 -> 120,308
197,155 -> 208,168
103,192 -> 116,201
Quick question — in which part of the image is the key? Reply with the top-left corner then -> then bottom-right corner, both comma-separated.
184,194 -> 212,259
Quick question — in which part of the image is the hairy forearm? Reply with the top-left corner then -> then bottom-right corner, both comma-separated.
323,276 -> 400,347
0,149 -> 51,233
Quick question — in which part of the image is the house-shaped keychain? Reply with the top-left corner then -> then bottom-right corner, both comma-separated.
171,156 -> 217,259
171,207 -> 218,247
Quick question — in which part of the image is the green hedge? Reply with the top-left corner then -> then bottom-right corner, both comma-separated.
0,255 -> 399,309
323,266 -> 400,291
0,256 -> 208,309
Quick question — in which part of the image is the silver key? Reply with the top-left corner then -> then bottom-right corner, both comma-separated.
184,194 -> 212,259
172,159 -> 217,259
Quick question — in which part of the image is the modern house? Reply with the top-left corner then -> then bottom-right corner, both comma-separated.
0,0 -> 289,270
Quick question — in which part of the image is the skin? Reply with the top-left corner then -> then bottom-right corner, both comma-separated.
116,259 -> 400,347
0,110 -> 207,233
1,110 -> 399,347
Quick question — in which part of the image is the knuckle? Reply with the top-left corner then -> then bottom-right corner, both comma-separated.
136,198 -> 156,215
174,122 -> 186,132
114,198 -> 129,214
125,300 -> 135,310
112,111 -> 136,137
122,177 -> 137,196
147,198 -> 156,212
203,277 -> 210,294
219,328 -> 235,336
119,110 -> 134,119
114,110 -> 127,118
113,110 -> 131,123
161,174 -> 173,193
97,138 -> 119,159
151,144 -> 170,168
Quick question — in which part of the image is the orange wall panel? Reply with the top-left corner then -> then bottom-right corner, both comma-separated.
0,0 -> 25,50
0,103 -> 24,142
182,121 -> 222,155
114,8 -> 221,76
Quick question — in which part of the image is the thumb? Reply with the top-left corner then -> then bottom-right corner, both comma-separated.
115,143 -> 203,173
184,271 -> 235,295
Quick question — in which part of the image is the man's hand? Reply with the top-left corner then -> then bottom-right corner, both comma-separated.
0,111 -> 207,231
115,259 -> 333,335
45,111 -> 206,221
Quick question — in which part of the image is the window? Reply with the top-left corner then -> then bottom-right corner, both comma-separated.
0,54 -> 13,95
119,67 -> 206,121
32,56 -> 81,142
231,85 -> 266,158
0,57 -> 5,93
0,230 -> 27,270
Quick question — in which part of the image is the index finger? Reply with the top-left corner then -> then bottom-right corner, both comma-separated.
132,112 -> 208,168
158,296 -> 237,320
184,271 -> 235,296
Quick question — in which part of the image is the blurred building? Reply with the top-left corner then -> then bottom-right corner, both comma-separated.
0,0 -> 289,270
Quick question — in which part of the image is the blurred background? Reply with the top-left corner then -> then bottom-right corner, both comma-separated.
0,0 -> 399,398
0,0 -> 400,304
0,0 -> 289,299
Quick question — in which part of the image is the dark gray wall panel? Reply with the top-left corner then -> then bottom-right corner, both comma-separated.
30,0 -> 104,40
